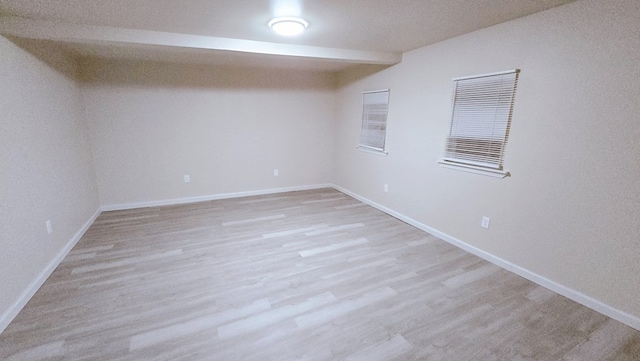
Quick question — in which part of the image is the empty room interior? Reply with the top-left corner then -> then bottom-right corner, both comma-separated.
1,0 -> 640,359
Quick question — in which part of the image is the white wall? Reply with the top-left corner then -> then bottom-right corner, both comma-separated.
0,37 -> 100,329
81,59 -> 336,208
333,0 -> 640,323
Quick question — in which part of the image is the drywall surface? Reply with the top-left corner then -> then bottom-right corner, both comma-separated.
0,37 -> 99,325
82,59 -> 336,207
333,0 -> 640,319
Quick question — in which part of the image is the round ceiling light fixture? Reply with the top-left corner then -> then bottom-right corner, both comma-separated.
268,17 -> 308,36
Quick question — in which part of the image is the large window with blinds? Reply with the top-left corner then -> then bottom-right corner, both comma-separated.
439,69 -> 520,178
358,89 -> 390,154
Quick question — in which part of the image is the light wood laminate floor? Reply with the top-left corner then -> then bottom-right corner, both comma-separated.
1,189 -> 639,360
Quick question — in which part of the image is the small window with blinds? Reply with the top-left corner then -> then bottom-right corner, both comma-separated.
358,89 -> 390,155
438,69 -> 520,178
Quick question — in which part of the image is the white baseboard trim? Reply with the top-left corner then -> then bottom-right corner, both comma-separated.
101,184 -> 334,212
0,207 -> 102,334
1,185 -> 333,334
5,186 -> 637,333
331,184 -> 640,331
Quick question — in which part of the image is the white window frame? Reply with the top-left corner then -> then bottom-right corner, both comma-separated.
357,89 -> 390,156
438,69 -> 520,178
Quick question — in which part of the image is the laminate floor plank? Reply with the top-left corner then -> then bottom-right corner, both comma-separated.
1,188 -> 638,360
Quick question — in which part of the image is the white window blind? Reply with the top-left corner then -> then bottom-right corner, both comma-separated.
442,69 -> 520,173
359,89 -> 390,152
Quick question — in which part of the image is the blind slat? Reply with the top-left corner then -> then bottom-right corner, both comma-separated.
359,90 -> 390,150
444,70 -> 519,170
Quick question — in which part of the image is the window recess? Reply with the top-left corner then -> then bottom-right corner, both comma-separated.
438,69 -> 520,178
357,89 -> 390,155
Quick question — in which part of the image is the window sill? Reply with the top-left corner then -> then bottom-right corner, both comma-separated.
438,160 -> 510,178
357,146 -> 388,156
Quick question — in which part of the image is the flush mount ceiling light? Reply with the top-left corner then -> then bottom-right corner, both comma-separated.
268,17 -> 308,36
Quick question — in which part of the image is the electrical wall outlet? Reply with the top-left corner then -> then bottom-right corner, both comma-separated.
46,220 -> 52,234
384,184 -> 389,193
274,169 -> 279,176
481,216 -> 490,229
184,175 -> 190,183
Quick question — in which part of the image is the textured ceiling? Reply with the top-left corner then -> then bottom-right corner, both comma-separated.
0,0 -> 576,71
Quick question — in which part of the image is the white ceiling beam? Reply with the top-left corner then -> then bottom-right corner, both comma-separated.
0,16 -> 402,65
